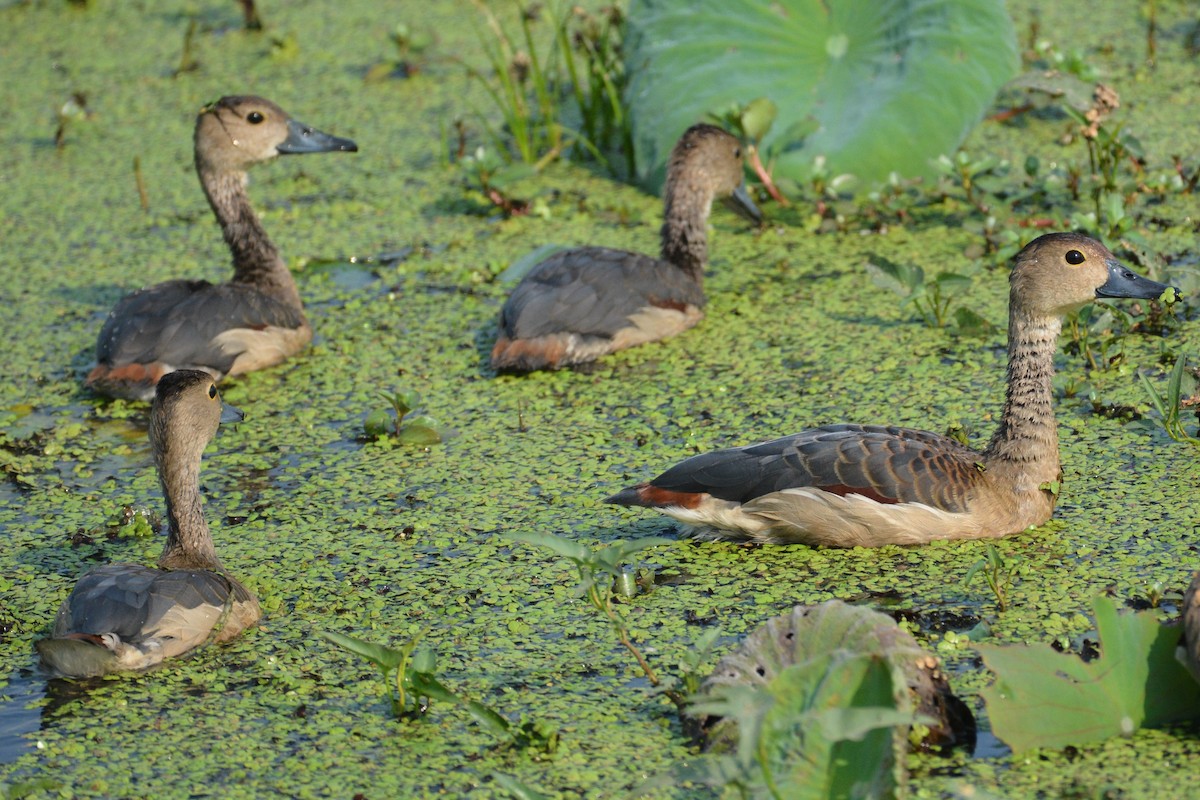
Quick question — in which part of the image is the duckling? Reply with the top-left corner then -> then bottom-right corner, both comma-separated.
490,123 -> 762,372
607,233 -> 1177,547
85,96 -> 358,401
37,370 -> 260,677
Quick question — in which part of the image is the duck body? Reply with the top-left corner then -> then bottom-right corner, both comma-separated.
38,370 -> 261,677
491,123 -> 760,372
92,279 -> 310,394
493,246 -> 707,371
39,564 -> 258,677
608,233 -> 1176,547
86,96 -> 356,401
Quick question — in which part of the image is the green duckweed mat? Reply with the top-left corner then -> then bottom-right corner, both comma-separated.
0,0 -> 1198,797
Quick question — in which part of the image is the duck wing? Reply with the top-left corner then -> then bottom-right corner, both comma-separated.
614,424 -> 984,513
95,280 -> 307,374
51,563 -> 238,650
499,247 -> 706,341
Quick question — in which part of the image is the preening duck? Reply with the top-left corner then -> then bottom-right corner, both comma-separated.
38,370 -> 260,677
607,233 -> 1177,547
491,123 -> 762,372
86,95 -> 357,401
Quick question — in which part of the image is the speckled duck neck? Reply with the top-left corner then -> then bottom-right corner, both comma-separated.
197,162 -> 304,310
982,300 -> 1062,478
154,427 -> 222,571
658,157 -> 712,282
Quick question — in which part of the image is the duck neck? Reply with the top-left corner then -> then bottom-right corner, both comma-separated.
659,183 -> 711,282
198,166 -> 303,309
983,303 -> 1061,477
156,450 -> 222,571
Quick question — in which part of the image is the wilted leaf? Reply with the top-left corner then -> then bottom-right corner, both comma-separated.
625,0 -> 1019,190
978,596 -> 1200,753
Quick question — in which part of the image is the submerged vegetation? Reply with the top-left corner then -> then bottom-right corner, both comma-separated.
2,0 -> 1200,797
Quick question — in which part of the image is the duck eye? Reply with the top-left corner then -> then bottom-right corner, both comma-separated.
733,147 -> 741,159
247,111 -> 265,124
1065,249 -> 1085,265
208,385 -> 218,400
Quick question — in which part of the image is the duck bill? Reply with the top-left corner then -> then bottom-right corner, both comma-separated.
277,118 -> 358,154
1095,259 -> 1178,301
723,182 -> 763,225
220,403 -> 245,424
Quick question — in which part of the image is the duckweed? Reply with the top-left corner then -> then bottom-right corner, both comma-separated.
1,0 -> 1199,796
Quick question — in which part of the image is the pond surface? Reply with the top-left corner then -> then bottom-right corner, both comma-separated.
1,0 -> 1199,796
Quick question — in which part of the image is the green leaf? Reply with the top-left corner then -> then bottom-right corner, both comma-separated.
740,97 -> 778,141
490,773 -> 550,800
504,530 -> 591,562
625,0 -> 1019,190
321,630 -> 405,672
396,419 -> 442,446
978,596 -> 1200,753
362,408 -> 392,438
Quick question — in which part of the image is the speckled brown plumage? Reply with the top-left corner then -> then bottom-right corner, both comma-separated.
86,96 -> 357,401
608,233 -> 1176,547
491,123 -> 761,372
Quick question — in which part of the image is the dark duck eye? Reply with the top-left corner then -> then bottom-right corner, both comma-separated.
1065,249 -> 1085,265
246,111 -> 265,124
208,384 -> 218,399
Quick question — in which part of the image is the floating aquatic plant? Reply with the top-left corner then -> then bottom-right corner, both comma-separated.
978,596 -> 1200,753
865,255 -> 977,330
1138,353 -> 1200,446
321,630 -> 557,751
365,22 -> 433,82
963,543 -> 1022,613
642,602 -> 972,798
506,532 -> 682,704
362,391 -> 442,445
624,0 -> 1019,190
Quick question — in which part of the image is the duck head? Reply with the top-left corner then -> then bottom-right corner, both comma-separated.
149,370 -> 242,469
1009,232 -> 1177,317
194,95 -> 357,174
665,123 -> 762,225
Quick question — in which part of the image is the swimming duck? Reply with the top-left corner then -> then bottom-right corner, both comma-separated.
607,233 -> 1176,547
85,96 -> 357,401
37,370 -> 260,677
490,123 -> 762,372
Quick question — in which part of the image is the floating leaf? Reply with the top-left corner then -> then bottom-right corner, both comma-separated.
396,418 -> 442,446
978,596 -> 1200,753
625,0 -> 1019,190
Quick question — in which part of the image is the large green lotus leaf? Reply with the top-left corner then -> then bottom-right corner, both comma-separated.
624,0 -> 1019,190
977,596 -> 1200,754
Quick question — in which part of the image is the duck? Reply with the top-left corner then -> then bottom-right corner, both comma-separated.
606,232 -> 1177,547
490,123 -> 762,372
85,95 -> 358,401
37,370 -> 261,677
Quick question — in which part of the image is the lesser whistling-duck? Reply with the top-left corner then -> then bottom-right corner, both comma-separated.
607,233 -> 1177,547
37,370 -> 260,677
85,95 -> 357,401
491,123 -> 762,372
